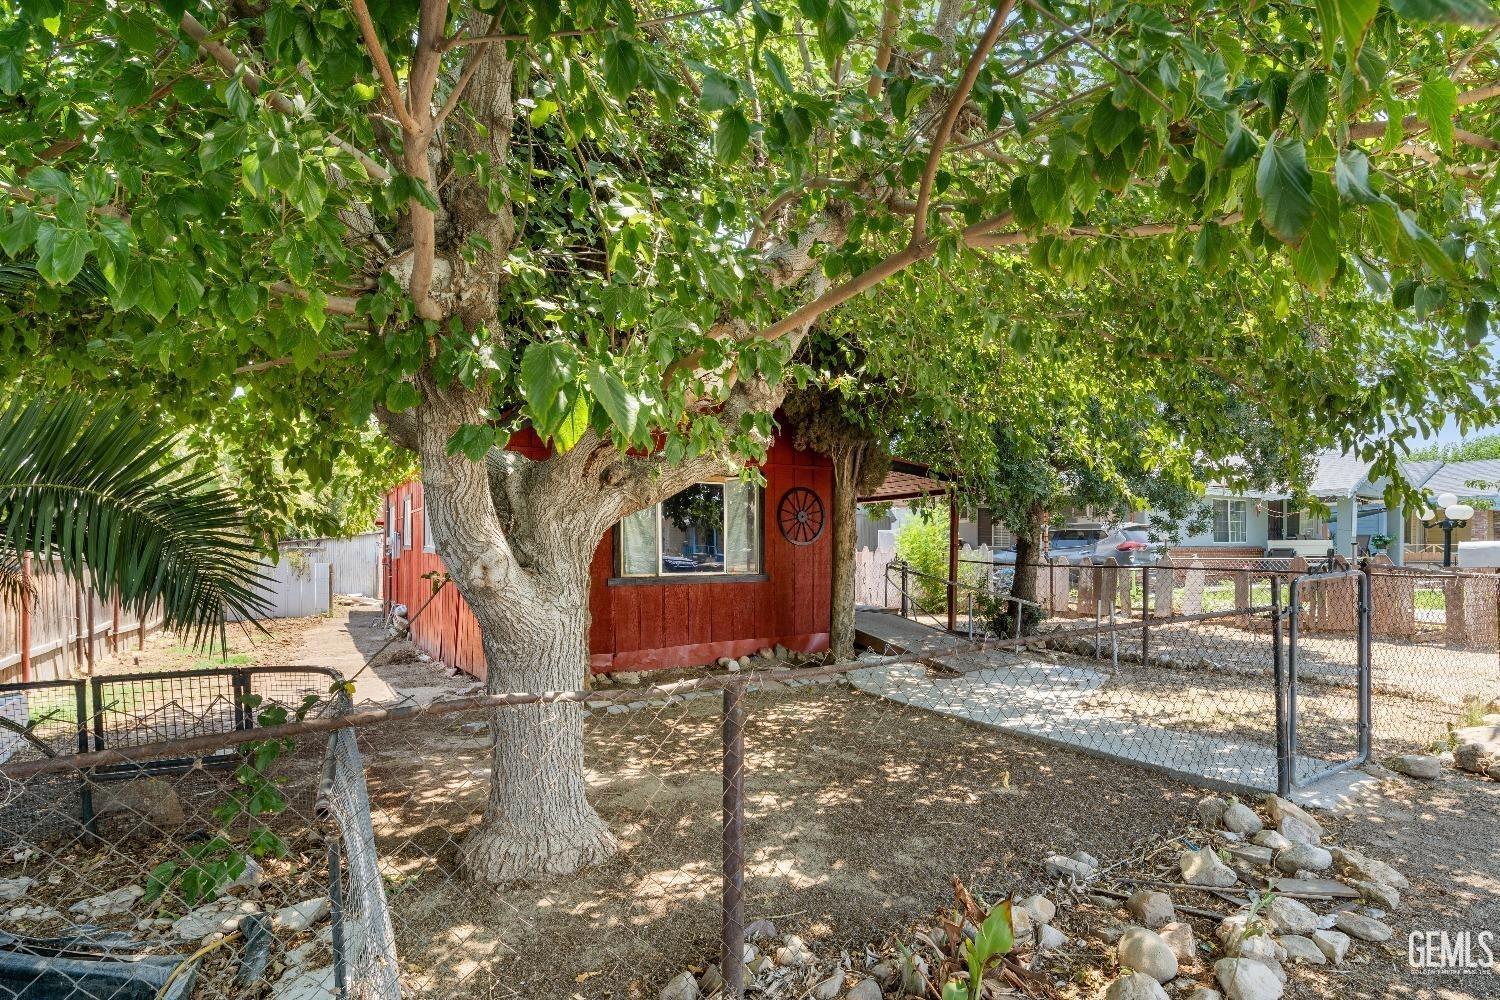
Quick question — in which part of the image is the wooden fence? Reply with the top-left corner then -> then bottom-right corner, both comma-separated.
0,556 -> 162,683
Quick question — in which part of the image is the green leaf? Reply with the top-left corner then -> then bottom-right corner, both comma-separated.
384,381 -> 422,413
699,69 -> 739,111
1313,0 -> 1379,62
33,223 -> 90,285
715,107 -> 751,162
1291,175 -> 1341,291
1256,137 -> 1315,246
1389,0 -> 1499,26
1221,120 -> 1261,170
1333,149 -> 1379,203
603,37 -> 643,99
520,340 -> 580,434
446,424 -> 499,461
1464,300 -> 1490,347
1288,71 -> 1329,139
1089,97 -> 1138,156
27,167 -> 72,201
529,99 -> 558,127
228,283 -> 261,323
0,205 -> 39,257
762,50 -> 795,94
587,363 -> 642,439
1416,73 -> 1458,156
553,392 -> 590,453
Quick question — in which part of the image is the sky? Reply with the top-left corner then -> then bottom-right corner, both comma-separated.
1417,414 -> 1495,449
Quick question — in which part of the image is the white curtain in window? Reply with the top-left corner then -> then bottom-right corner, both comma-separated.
724,481 -> 760,573
620,507 -> 658,575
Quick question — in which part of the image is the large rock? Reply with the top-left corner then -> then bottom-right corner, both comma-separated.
1216,914 -> 1283,965
1274,844 -> 1331,874
1214,959 -> 1283,1000
812,969 -> 844,999
1197,796 -> 1229,829
0,877 -> 34,902
1227,845 -> 1273,867
1017,893 -> 1056,926
1104,972 -> 1170,1000
1310,929 -> 1350,965
272,966 -> 336,1000
845,981 -> 882,1000
1265,897 -> 1319,935
774,935 -> 814,966
1046,854 -> 1096,880
1276,935 -> 1326,965
93,777 -> 185,833
1251,831 -> 1290,851
1126,890 -> 1175,928
1451,724 -> 1500,748
1353,879 -> 1399,910
68,885 -> 143,920
1157,921 -> 1197,970
1181,849 -> 1238,887
1331,847 -> 1408,890
1333,911 -> 1393,942
1454,742 -> 1499,775
274,897 -> 331,934
659,970 -> 700,1000
171,899 -> 261,941
1222,803 -> 1263,836
1388,754 -> 1441,780
1263,800 -> 1323,847
1119,927 -> 1179,983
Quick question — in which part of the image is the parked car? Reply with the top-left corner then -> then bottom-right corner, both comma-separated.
986,523 -> 1162,569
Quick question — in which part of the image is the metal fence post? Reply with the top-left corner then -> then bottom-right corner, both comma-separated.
1356,571 -> 1373,764
1271,577 -> 1290,797
328,837 -> 347,998
899,561 -> 910,619
721,683 -> 746,1000
1141,566 -> 1150,665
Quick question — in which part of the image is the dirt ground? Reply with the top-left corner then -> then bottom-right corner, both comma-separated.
41,606 -> 1500,1000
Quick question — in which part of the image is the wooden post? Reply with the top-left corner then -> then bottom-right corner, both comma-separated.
18,553 -> 31,683
947,498 -> 958,633
84,587 -> 96,675
110,592 -> 120,653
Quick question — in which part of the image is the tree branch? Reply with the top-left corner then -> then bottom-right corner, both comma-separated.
233,348 -> 359,375
911,0 -> 1016,245
349,0 -> 419,132
865,0 -> 903,99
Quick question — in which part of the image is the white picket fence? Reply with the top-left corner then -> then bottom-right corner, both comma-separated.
854,546 -> 899,608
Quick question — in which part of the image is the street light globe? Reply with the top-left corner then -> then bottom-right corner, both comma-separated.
1449,503 -> 1476,521
1436,491 -> 1459,510
1418,507 -> 1435,522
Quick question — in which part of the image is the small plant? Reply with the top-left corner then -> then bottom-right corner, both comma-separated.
936,879 -> 1018,1000
145,692 -> 320,908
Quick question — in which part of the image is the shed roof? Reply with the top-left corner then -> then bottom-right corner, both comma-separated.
858,458 -> 953,503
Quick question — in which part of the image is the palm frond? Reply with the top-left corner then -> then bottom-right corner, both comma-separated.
0,542 -> 33,610
0,396 -> 270,649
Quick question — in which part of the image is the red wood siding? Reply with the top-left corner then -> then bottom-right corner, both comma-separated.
385,432 -> 832,677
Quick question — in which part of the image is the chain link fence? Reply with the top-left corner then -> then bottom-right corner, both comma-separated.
0,565 -> 1492,1000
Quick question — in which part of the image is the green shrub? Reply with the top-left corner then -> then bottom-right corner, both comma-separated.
893,508 -> 990,611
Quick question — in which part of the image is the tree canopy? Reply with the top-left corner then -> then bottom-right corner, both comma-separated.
3,0 -> 1499,483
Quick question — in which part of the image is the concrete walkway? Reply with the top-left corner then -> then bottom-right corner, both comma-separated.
852,609 -> 1342,796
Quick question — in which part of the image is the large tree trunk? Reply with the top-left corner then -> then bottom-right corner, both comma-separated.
457,561 -> 618,883
1007,502 -> 1046,635
829,443 -> 862,660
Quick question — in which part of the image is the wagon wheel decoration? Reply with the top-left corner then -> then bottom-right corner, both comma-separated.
777,487 -> 826,545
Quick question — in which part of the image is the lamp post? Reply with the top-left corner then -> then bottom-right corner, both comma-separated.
1419,492 -> 1476,568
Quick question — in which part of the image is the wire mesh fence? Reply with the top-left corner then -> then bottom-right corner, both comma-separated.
0,564 -> 1492,1000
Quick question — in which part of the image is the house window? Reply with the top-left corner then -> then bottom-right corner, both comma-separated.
422,504 -> 435,552
1212,498 -> 1247,544
402,497 -> 413,550
618,482 -> 762,577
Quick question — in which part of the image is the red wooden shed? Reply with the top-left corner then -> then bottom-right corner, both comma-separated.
382,429 -> 835,677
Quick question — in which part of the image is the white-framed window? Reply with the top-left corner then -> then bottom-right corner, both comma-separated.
387,501 -> 399,551
402,497 -> 413,550
422,503 -> 435,552
1212,498 -> 1248,544
618,482 -> 762,577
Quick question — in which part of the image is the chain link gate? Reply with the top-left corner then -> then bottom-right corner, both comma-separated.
1278,569 -> 1371,794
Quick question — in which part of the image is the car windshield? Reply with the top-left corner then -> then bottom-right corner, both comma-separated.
1049,529 -> 1100,544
